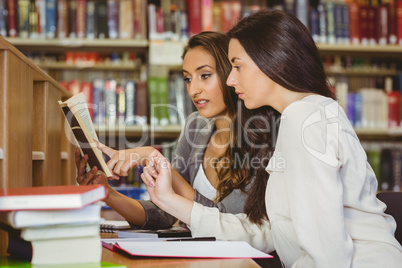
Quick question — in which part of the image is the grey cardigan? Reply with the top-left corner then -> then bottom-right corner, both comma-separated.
136,112 -> 251,229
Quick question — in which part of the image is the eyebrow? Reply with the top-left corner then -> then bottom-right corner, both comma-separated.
182,64 -> 213,73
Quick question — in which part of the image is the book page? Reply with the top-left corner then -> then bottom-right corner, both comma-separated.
63,92 -> 98,140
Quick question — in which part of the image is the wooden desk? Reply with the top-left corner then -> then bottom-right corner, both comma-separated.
100,233 -> 261,268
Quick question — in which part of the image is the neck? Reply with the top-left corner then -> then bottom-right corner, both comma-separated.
213,116 -> 231,146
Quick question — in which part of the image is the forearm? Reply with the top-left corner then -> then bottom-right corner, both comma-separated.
104,186 -> 146,227
171,168 -> 195,201
155,193 -> 193,225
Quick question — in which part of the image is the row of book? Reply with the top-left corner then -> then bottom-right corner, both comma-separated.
332,74 -> 402,128
323,55 -> 399,72
0,185 -> 106,265
61,73 -> 196,128
0,0 -> 147,40
362,142 -> 402,192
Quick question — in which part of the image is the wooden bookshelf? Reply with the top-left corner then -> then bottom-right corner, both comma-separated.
317,44 -> 402,55
0,35 -> 76,188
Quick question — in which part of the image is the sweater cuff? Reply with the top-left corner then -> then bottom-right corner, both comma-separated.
189,202 -> 204,233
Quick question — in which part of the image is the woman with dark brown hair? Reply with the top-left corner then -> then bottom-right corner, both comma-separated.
76,31 -> 276,237
142,9 -> 402,267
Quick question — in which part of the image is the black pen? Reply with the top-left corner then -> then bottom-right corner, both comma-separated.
164,237 -> 216,242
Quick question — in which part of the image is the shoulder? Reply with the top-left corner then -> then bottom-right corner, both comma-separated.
183,112 -> 214,136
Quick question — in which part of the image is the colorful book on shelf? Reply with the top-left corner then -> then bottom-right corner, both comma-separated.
86,0 -> 96,39
107,0 -> 119,39
45,0 -> 56,38
0,203 -> 102,228
76,0 -> 86,38
68,0 -> 78,38
57,0 -> 68,38
7,0 -> 17,37
17,0 -> 30,38
58,92 -> 112,177
102,239 -> 272,259
0,184 -> 106,211
96,0 -> 107,39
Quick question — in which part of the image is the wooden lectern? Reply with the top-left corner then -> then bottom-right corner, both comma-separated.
0,36 -> 76,254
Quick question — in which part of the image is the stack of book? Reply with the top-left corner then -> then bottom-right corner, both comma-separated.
0,184 -> 106,265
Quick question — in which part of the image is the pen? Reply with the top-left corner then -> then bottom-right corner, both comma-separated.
164,237 -> 216,242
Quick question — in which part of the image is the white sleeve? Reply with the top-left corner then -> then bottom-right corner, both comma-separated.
281,103 -> 353,268
189,202 -> 274,253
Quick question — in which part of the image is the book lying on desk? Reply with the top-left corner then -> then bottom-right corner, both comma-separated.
0,203 -> 102,228
58,92 -> 112,177
100,220 -> 132,232
0,184 -> 106,211
117,226 -> 191,238
101,239 -> 272,259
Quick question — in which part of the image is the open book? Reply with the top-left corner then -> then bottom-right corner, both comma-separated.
58,92 -> 112,177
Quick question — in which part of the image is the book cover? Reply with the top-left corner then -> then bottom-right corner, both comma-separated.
388,0 -> 397,44
76,0 -> 86,38
59,92 -> 112,177
86,0 -> 96,39
56,0 -> 68,38
17,0 -> 30,38
7,0 -> 17,37
107,240 -> 272,258
95,0 -> 107,39
359,4 -> 369,45
367,5 -> 377,45
107,0 -> 119,39
45,0 -> 56,38
68,0 -> 77,38
0,185 -> 105,211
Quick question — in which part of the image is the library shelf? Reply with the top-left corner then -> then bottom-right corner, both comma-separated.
95,124 -> 183,139
36,62 -> 143,71
325,68 -> 398,76
4,38 -> 149,53
317,44 -> 402,55
355,128 -> 402,140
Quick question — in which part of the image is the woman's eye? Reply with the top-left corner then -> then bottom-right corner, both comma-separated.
183,77 -> 191,83
200,74 -> 211,79
234,66 -> 240,71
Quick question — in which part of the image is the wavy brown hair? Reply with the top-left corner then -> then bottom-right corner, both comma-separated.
182,32 -> 277,224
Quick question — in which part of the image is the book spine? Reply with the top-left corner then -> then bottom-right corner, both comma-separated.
57,0 -> 68,39
347,93 -> 356,126
158,76 -> 169,126
326,1 -> 336,44
0,0 -> 6,36
148,76 -> 160,126
317,1 -> 327,43
310,8 -> 320,43
18,0 -> 30,38
95,0 -> 107,38
388,1 -> 397,44
391,148 -> 402,192
398,0 -> 402,45
135,81 -> 148,123
148,3 -> 157,40
295,0 -> 309,28
387,91 -> 400,128
86,0 -> 96,39
349,2 -> 360,45
7,0 -> 17,37
29,0 -> 38,38
107,0 -> 119,39
202,0 -> 212,31
36,0 -> 46,38
379,148 -> 393,191
341,2 -> 350,44
376,4 -> 388,45
133,0 -> 147,40
116,82 -> 126,125
119,0 -> 133,39
230,1 -> 241,30
354,92 -> 362,128
76,0 -> 86,38
104,79 -> 117,125
80,82 -> 94,121
92,79 -> 105,126
125,80 -> 136,125
187,0 -> 202,37
161,0 -> 172,39
359,5 -> 369,45
45,0 -> 56,38
68,0 -> 77,38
